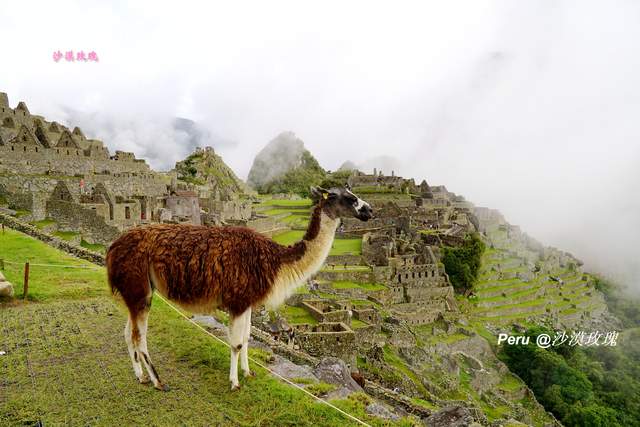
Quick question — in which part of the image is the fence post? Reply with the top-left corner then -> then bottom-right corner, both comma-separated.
0,259 -> 4,270
23,262 -> 29,300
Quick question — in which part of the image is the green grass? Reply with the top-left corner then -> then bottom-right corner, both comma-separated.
14,209 -> 30,218
322,265 -> 371,272
31,218 -> 56,229
332,281 -> 387,291
282,305 -> 318,325
330,238 -> 362,256
80,240 -> 106,253
272,233 -> 363,256
52,230 -> 80,241
305,382 -> 337,397
263,208 -> 310,216
272,230 -> 305,245
0,228 -> 412,426
351,318 -> 368,329
382,345 -> 429,397
497,374 -> 523,393
258,198 -> 313,208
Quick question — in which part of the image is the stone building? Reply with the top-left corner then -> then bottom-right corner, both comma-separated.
292,322 -> 356,367
0,91 -> 225,244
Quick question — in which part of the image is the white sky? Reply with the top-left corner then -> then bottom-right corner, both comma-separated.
1,0 -> 639,288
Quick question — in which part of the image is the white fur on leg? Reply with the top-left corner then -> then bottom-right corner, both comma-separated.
135,312 -> 164,390
228,309 -> 249,390
124,318 -> 146,382
241,307 -> 253,377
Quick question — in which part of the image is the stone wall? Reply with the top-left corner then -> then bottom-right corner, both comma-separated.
301,300 -> 351,324
293,322 -> 356,367
46,200 -> 120,245
354,324 -> 381,346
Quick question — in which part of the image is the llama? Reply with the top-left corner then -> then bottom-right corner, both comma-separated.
106,186 -> 373,391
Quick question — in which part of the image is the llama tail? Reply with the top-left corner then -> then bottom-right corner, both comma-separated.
106,244 -> 120,296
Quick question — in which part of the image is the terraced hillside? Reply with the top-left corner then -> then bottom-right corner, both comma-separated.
471,224 -> 609,329
253,194 -> 557,426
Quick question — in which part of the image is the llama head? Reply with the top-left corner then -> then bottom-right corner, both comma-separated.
310,186 -> 373,221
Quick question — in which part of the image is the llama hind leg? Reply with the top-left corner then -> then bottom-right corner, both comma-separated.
228,309 -> 249,390
134,309 -> 168,391
240,307 -> 255,378
124,316 -> 148,384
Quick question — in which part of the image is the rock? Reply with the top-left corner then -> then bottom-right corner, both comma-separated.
0,281 -> 14,298
269,355 -> 318,383
423,405 -> 476,427
313,357 -> 363,392
325,386 -> 354,400
365,402 -> 400,421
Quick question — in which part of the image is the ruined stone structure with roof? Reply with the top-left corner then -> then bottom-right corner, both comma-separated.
0,92 -> 259,246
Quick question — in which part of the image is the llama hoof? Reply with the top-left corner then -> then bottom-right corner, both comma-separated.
231,383 -> 241,392
138,376 -> 151,385
244,370 -> 256,378
154,383 -> 170,392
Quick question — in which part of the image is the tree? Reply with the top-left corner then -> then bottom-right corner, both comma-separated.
442,233 -> 485,294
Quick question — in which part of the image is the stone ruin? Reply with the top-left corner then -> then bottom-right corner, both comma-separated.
0,91 -> 254,245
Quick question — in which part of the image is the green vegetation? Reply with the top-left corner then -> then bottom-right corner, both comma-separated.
175,150 -> 246,194
594,276 -> 640,328
31,218 -> 56,229
273,230 -> 305,245
282,305 -> 318,325
13,209 -> 30,218
319,169 -> 354,189
332,281 -> 387,291
500,326 -> 640,426
53,230 -> 79,241
80,239 -> 106,253
0,228 -> 411,426
258,151 -> 327,197
330,238 -> 362,255
442,233 -> 485,294
257,198 -> 313,207
305,382 -> 337,397
321,265 -> 371,272
350,318 -> 369,329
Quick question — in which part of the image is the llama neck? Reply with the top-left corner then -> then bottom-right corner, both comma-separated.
266,205 -> 338,309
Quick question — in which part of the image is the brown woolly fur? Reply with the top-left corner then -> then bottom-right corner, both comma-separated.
107,204 -> 331,317
106,186 -> 373,390
109,223 -> 289,316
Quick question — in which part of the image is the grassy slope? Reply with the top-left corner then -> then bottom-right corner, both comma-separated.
0,228 -> 412,426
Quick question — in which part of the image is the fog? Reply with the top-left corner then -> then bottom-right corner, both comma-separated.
1,1 -> 638,289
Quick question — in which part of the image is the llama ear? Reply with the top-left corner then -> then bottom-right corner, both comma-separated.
310,186 -> 329,202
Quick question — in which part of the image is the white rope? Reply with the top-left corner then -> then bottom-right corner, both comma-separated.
154,293 -> 372,427
1,260 -> 100,269
0,254 -> 371,425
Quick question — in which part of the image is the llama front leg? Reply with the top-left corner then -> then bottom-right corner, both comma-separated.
240,307 -> 255,378
228,309 -> 248,390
